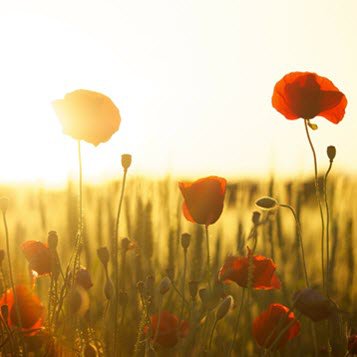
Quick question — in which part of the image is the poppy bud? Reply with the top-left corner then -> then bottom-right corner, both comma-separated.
159,277 -> 171,295
181,233 -> 191,250
293,288 -> 334,322
47,231 -> 58,250
165,267 -> 174,281
0,197 -> 9,214
1,304 -> 8,322
121,237 -> 131,252
121,154 -> 132,171
307,121 -> 318,130
97,247 -> 109,267
255,196 -> 279,211
76,268 -> 93,290
348,335 -> 357,354
327,146 -> 336,162
104,278 -> 114,300
68,286 -> 90,317
252,211 -> 261,225
0,250 -> 5,265
189,281 -> 199,300
83,343 -> 98,357
216,295 -> 233,321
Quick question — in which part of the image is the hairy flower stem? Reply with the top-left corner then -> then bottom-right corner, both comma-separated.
205,225 -> 212,290
324,161 -> 333,298
2,211 -> 26,355
113,168 -> 128,356
280,204 -> 309,287
228,288 -> 246,357
304,119 -> 326,290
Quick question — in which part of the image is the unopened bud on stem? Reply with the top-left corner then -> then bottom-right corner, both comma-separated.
327,146 -> 336,162
121,154 -> 132,171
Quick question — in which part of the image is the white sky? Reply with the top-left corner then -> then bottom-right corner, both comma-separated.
0,0 -> 356,184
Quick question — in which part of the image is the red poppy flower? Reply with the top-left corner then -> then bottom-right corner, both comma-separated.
348,335 -> 357,354
144,311 -> 189,348
0,285 -> 44,329
179,176 -> 227,225
272,72 -> 347,124
218,250 -> 280,290
52,89 -> 121,146
21,240 -> 52,276
253,303 -> 300,350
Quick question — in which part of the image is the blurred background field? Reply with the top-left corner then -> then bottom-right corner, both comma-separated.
1,174 -> 356,355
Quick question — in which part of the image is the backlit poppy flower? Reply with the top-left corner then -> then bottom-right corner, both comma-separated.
179,176 -> 227,225
21,240 -> 52,276
52,89 -> 121,146
272,72 -> 347,124
348,335 -> 357,354
0,285 -> 44,329
293,288 -> 334,322
253,303 -> 300,350
144,311 -> 189,348
218,249 -> 280,290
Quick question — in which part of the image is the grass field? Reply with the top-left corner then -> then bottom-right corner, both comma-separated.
0,172 -> 355,356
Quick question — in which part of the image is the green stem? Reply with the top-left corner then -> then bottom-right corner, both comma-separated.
228,288 -> 246,356
180,249 -> 187,322
324,161 -> 333,298
205,225 -> 211,290
279,204 -> 309,287
208,318 -> 218,351
304,119 -> 326,290
113,168 -> 128,356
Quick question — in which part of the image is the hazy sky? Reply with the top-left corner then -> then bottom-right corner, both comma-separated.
0,0 -> 356,184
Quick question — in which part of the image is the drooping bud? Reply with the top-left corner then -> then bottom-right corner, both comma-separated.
121,154 -> 132,171
293,288 -> 334,322
181,233 -> 191,250
97,247 -> 110,267
255,196 -> 279,211
216,295 -> 233,321
0,250 -> 5,265
47,231 -> 58,250
159,277 -> 171,295
0,197 -> 9,214
189,281 -> 199,300
251,211 -> 261,225
76,267 -> 93,290
68,286 -> 90,317
327,146 -> 336,162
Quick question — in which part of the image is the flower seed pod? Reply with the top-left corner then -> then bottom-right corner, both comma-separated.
216,295 -> 233,321
181,233 -> 191,250
159,277 -> 171,295
293,288 -> 334,322
104,278 -> 114,300
0,250 -> 5,265
0,197 -> 9,214
47,231 -> 58,250
97,247 -> 110,267
189,281 -> 199,300
83,343 -> 98,357
252,211 -> 261,225
327,145 -> 336,162
255,196 -> 279,211
121,154 -> 132,171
